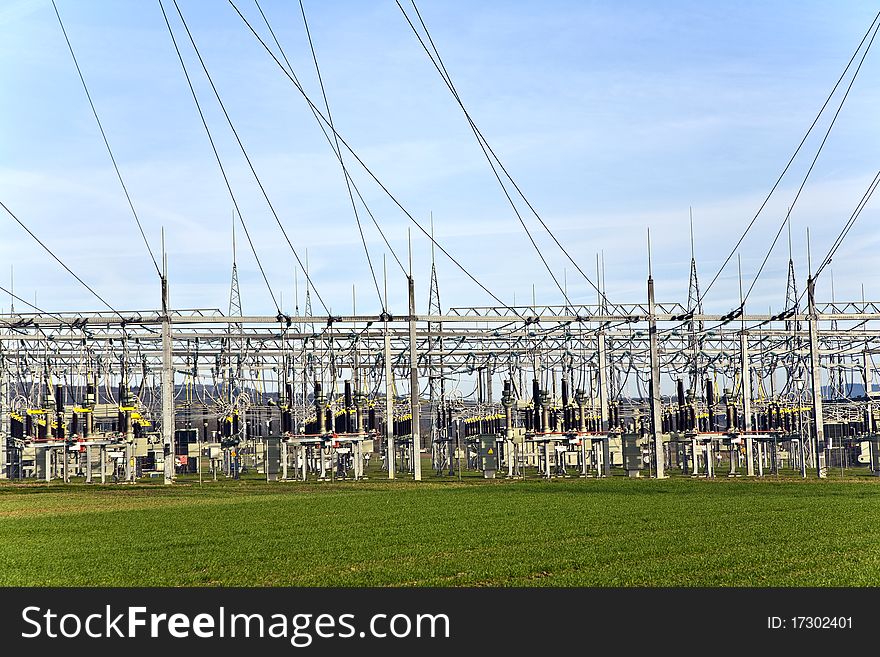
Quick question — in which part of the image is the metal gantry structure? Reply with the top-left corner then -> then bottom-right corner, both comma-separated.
3,263 -> 880,484
2,0 -> 879,486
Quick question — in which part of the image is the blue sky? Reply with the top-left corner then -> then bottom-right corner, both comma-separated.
1,0 -> 878,317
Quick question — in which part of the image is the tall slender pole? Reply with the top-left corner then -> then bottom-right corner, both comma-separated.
0,345 -> 8,479
597,332 -> 609,432
647,237 -> 666,478
807,276 -> 827,478
738,255 -> 754,476
741,332 -> 754,476
409,275 -> 422,481
161,249 -> 175,485
384,256 -> 394,480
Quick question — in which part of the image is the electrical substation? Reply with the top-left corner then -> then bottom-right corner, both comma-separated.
3,249 -> 880,486
2,2 -> 879,490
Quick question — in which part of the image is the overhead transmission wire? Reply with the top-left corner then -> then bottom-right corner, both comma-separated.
226,0 -> 521,318
297,0 -> 386,311
170,0 -> 333,317
656,11 -> 880,340
397,0 -> 572,308
697,9 -> 880,309
398,0 -> 609,309
252,0 -> 407,280
52,1 -> 162,280
0,282 -> 88,331
737,166 -> 880,335
739,19 -> 880,308
813,170 -> 880,281
158,0 -> 281,316
0,200 -> 124,321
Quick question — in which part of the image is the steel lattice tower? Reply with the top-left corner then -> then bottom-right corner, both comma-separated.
687,213 -> 703,394
426,226 -> 448,472
227,215 -> 243,403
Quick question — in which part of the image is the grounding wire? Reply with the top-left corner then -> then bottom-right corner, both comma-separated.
158,0 -> 281,315
0,199 -> 125,321
51,1 -> 162,280
227,0 -> 522,318
171,0 -> 331,316
297,0 -> 386,311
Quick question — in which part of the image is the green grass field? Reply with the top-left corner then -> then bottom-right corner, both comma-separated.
1,471 -> 879,586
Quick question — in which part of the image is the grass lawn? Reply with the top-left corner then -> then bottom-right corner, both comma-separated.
1,470 -> 878,586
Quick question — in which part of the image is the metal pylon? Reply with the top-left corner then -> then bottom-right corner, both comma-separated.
426,221 -> 448,473
687,211 -> 703,394
227,213 -> 243,404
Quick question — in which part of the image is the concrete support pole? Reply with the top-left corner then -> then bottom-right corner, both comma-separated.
408,276 -> 422,481
504,403 -> 514,478
0,352 -> 7,479
384,320 -> 395,480
864,349 -> 873,433
161,275 -> 175,485
807,277 -> 827,478
597,332 -> 609,432
648,275 -> 666,478
740,332 -> 755,476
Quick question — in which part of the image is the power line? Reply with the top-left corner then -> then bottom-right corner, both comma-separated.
227,0 -> 522,318
51,0 -> 162,279
397,0 -> 573,308
297,0 -> 385,311
158,0 -> 281,315
399,0 -> 607,309
740,18 -> 880,307
813,171 -> 880,281
0,199 -> 124,320
171,0 -> 331,316
252,0 -> 408,280
0,282 -> 86,331
700,9 -> 880,306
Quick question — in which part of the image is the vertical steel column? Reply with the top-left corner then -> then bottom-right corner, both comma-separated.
408,276 -> 422,481
0,350 -> 8,479
597,332 -> 609,432
161,275 -> 174,485
384,319 -> 395,480
864,349 -> 873,433
807,277 -> 827,478
740,332 -> 755,476
648,274 -> 666,478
